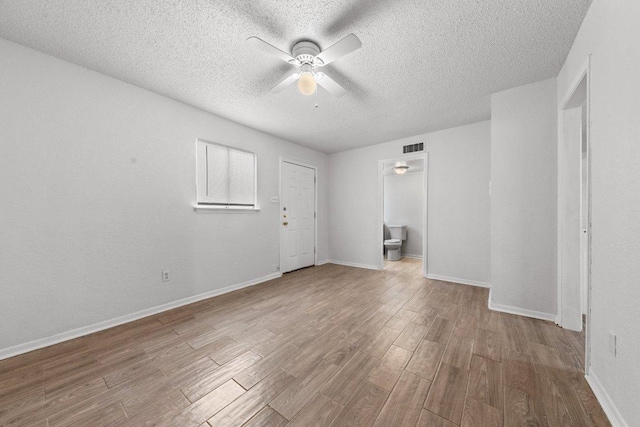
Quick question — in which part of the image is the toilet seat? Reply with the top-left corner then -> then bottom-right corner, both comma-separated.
384,238 -> 403,261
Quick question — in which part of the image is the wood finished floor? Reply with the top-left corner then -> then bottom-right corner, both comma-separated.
0,259 -> 610,427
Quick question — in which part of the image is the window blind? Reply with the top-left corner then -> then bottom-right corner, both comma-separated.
197,140 -> 256,206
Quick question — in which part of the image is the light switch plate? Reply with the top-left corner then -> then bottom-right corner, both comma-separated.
609,331 -> 617,356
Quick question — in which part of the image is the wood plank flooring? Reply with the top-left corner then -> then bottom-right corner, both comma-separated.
0,259 -> 610,426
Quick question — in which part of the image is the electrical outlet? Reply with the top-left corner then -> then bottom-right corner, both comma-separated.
272,264 -> 280,272
609,332 -> 617,356
162,270 -> 171,282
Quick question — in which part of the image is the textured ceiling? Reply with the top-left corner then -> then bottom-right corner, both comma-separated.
0,0 -> 591,153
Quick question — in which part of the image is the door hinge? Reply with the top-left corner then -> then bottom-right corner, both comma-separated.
314,212 -> 316,218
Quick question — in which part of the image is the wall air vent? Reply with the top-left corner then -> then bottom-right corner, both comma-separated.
403,142 -> 424,154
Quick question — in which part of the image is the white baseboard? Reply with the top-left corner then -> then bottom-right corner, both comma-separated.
403,254 -> 423,260
328,260 -> 381,271
316,259 -> 330,266
585,371 -> 628,427
426,273 -> 491,288
0,272 -> 282,361
488,297 -> 557,322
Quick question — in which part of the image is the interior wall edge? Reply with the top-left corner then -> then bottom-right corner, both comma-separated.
0,271 -> 282,362
490,77 -> 559,317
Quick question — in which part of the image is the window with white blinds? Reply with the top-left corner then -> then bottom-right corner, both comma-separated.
196,140 -> 256,207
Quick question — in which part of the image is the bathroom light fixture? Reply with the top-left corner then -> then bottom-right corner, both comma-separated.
394,165 -> 409,175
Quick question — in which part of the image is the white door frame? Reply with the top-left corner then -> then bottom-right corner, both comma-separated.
377,153 -> 429,277
279,157 -> 318,271
558,56 -> 591,373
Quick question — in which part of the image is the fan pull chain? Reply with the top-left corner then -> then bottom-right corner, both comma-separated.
315,87 -> 319,109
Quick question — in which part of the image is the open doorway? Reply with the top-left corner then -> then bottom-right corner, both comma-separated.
559,57 -> 591,372
377,154 -> 428,277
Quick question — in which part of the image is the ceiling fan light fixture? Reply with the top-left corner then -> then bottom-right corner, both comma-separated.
247,34 -> 361,97
298,71 -> 317,95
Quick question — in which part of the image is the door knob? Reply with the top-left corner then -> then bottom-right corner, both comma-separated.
283,221 -> 288,226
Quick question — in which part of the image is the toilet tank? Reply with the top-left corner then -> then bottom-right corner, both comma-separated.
388,225 -> 407,240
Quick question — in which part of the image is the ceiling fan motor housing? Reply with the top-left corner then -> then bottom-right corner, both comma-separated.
291,41 -> 321,65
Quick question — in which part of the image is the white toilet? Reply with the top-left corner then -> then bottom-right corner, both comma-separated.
384,225 -> 407,261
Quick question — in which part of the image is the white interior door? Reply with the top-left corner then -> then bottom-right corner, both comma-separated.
281,161 -> 316,273
580,105 -> 589,317
560,107 -> 583,331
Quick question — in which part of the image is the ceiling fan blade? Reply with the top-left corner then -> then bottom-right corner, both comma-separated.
315,73 -> 346,97
247,36 -> 297,64
314,33 -> 362,66
270,73 -> 300,93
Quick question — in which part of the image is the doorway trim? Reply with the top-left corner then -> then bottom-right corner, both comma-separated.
377,153 -> 429,277
279,157 -> 319,273
558,55 -> 591,373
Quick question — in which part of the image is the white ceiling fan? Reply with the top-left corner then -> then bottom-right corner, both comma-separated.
247,34 -> 362,97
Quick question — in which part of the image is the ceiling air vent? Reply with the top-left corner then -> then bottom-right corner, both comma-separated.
403,142 -> 424,154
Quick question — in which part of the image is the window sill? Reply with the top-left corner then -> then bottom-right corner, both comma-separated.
193,205 -> 260,213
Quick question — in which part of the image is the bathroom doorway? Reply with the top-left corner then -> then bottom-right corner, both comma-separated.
377,154 -> 428,277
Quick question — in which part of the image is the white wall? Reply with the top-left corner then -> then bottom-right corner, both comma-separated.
0,39 -> 329,355
384,172 -> 424,257
490,78 -> 558,318
329,121 -> 491,286
557,0 -> 640,424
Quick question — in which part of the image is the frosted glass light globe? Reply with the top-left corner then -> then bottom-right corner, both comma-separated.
298,72 -> 317,96
394,165 -> 409,175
